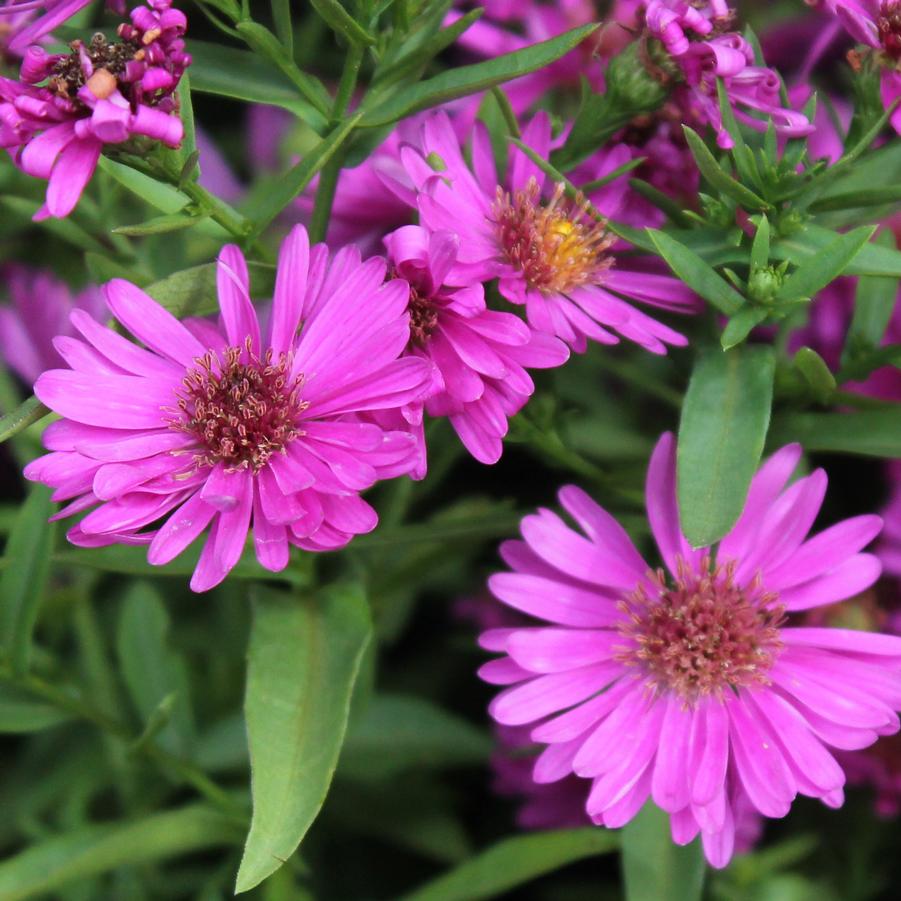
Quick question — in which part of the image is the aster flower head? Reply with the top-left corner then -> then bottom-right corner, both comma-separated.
0,264 -> 104,384
0,0 -> 190,218
391,111 -> 698,354
479,432 -> 901,867
816,0 -> 901,132
642,0 -> 814,149
24,225 -> 432,592
381,224 -> 569,471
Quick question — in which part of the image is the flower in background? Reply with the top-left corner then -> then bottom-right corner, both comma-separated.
390,111 -> 698,354
0,0 -> 92,57
479,432 -> 901,868
379,224 -> 569,472
0,264 -> 104,385
0,0 -> 190,218
643,0 -> 814,148
25,225 -> 432,591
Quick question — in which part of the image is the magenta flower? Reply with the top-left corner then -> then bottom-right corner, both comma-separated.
391,111 -> 697,354
0,264 -> 104,385
380,224 -> 569,471
817,0 -> 901,132
644,0 -> 814,148
478,432 -> 901,868
0,0 -> 91,55
0,0 -> 190,219
24,226 -> 432,592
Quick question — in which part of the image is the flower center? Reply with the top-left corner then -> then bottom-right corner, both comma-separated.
491,178 -> 615,295
879,1 -> 901,61
173,341 -> 308,472
617,557 -> 785,702
407,284 -> 439,346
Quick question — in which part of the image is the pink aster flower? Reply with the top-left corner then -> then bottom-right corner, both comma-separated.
0,0 -> 94,56
815,0 -> 901,132
24,225 -> 432,592
379,224 -> 569,472
0,264 -> 104,385
478,432 -> 901,868
0,0 -> 190,219
643,0 -> 814,148
390,111 -> 697,354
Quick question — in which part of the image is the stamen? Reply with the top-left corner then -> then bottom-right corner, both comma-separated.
491,177 -> 615,295
407,284 -> 439,346
617,555 -> 785,704
171,338 -> 308,472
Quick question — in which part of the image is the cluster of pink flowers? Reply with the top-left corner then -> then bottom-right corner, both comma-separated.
0,0 -> 189,218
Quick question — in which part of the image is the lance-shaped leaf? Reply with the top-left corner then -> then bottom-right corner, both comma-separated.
622,802 -> 705,901
398,829 -> 619,901
773,223 -> 901,277
683,126 -> 770,211
770,409 -> 901,458
678,346 -> 776,547
360,25 -> 598,127
311,0 -> 376,46
236,583 -> 372,893
794,347 -> 837,404
0,484 -> 55,675
775,226 -> 875,302
648,230 -> 745,315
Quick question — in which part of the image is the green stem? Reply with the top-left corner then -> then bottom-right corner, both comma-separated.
309,42 -> 365,242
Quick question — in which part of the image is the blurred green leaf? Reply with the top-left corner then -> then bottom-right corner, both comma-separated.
398,829 -> 619,901
0,484 -> 55,675
0,196 -> 109,254
683,127 -> 769,211
0,804 -> 240,901
189,40 -> 329,130
793,347 -> 837,404
360,25 -> 599,127
775,226 -> 875,302
236,583 -> 372,893
0,685 -> 74,733
98,157 -> 189,215
271,0 -> 294,53
678,346 -> 775,547
648,230 -> 745,315
769,409 -> 901,457
773,223 -> 901,277
340,694 -> 491,780
622,802 -> 705,901
116,582 -> 194,757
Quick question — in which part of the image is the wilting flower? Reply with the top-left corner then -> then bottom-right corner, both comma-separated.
0,0 -> 189,218
380,224 -> 569,472
391,111 -> 697,353
25,225 -> 432,591
479,432 -> 901,867
643,0 -> 814,148
816,0 -> 901,132
0,264 -> 104,384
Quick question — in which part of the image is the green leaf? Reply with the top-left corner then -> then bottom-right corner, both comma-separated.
398,829 -> 619,901
360,24 -> 599,127
769,409 -> 901,457
0,395 -> 49,445
112,212 -> 207,236
236,583 -> 373,893
310,0 -> 376,46
176,71 -> 198,172
809,183 -> 901,212
116,582 -> 194,757
0,484 -> 55,675
794,347 -> 837,404
98,157 -> 189,215
773,223 -> 901,277
189,40 -> 329,130
144,263 -> 218,317
648,230 -> 745,315
622,802 -> 705,901
0,804 -> 240,901
775,226 -> 875,302
0,196 -> 108,254
340,694 -> 491,781
721,306 -> 769,350
750,216 -> 771,271
842,230 -> 899,364
271,0 -> 294,53
677,346 -> 776,546
683,127 -> 770,211
246,113 -> 362,237
0,685 -> 73,734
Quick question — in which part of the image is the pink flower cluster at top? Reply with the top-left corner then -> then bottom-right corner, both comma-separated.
0,0 -> 189,218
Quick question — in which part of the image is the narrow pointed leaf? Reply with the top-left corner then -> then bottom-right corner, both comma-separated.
770,409 -> 901,457
794,347 -> 837,404
721,306 -> 768,349
683,127 -> 769,211
0,685 -> 74,733
773,223 -> 901,277
311,0 -> 376,46
236,583 -> 372,893
678,346 -> 776,546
